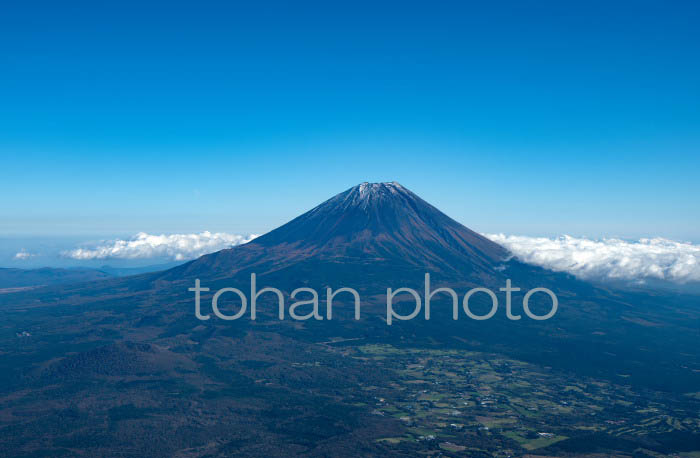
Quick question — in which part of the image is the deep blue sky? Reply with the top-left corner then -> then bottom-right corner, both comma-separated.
1,1 -> 699,240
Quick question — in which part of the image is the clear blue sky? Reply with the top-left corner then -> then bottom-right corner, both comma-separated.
1,1 -> 699,240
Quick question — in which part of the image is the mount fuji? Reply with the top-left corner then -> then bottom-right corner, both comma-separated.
0,182 -> 697,456
165,182 -> 509,287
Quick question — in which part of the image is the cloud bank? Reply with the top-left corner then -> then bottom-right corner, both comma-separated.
486,234 -> 700,284
64,232 -> 258,261
59,231 -> 700,284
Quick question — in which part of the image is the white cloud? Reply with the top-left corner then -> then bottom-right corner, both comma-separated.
485,234 -> 700,284
14,250 -> 34,260
63,232 -> 258,261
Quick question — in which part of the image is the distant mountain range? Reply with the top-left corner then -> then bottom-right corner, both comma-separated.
0,262 -> 183,290
0,267 -> 113,289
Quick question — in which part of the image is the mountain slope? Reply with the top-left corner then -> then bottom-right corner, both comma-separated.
172,182 -> 508,282
0,182 -> 698,457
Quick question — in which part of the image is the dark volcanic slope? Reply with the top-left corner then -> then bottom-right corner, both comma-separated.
0,182 -> 699,457
174,182 -> 508,281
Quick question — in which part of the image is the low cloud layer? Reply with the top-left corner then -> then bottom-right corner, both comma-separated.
63,232 -> 258,261
486,234 -> 700,284
59,231 -> 700,284
14,250 -> 34,260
